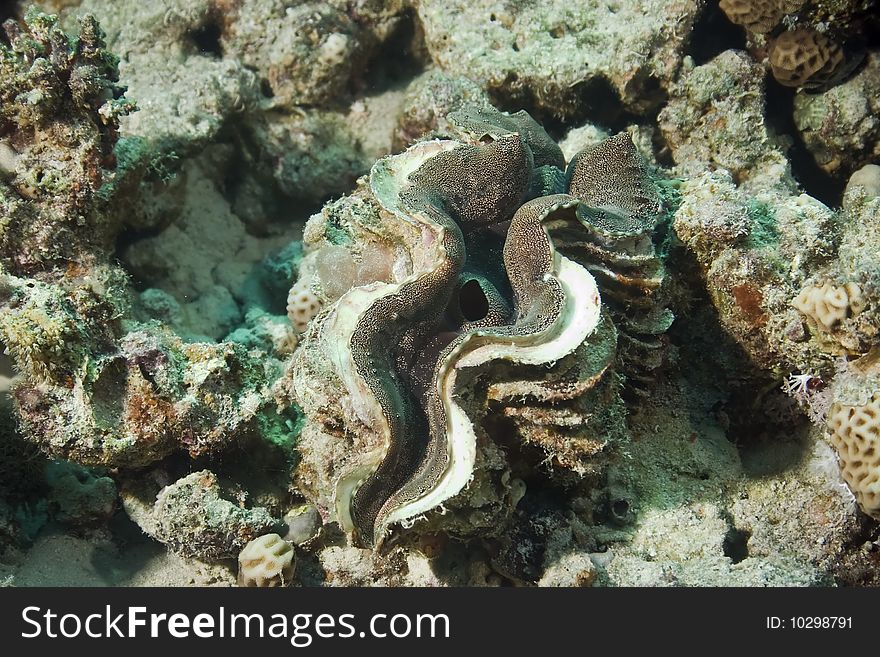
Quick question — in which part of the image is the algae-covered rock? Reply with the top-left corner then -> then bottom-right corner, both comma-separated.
148,470 -> 281,562
0,8 -> 134,272
393,70 -> 493,151
794,52 -> 880,177
416,0 -> 701,118
659,50 -> 795,195
44,461 -> 116,525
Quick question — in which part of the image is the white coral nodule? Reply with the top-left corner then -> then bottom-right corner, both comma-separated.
237,533 -> 296,587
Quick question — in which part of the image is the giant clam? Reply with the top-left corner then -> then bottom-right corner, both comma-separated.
281,106 -> 669,548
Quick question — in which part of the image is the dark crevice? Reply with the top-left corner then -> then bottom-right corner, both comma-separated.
186,17 -> 224,59
764,79 -> 845,207
831,521 -> 880,586
259,77 -> 274,99
555,77 -> 631,135
652,127 -> 676,168
114,225 -> 167,283
867,15 -> 880,51
458,278 -> 489,322
722,527 -> 751,564
0,5 -> 18,40
687,0 -> 746,65
500,75 -> 646,143
483,413 -> 568,494
359,8 -> 426,96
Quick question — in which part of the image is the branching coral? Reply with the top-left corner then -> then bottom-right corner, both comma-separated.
282,106 -> 670,548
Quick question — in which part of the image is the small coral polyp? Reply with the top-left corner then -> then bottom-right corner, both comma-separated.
286,106 -> 668,548
286,278 -> 323,334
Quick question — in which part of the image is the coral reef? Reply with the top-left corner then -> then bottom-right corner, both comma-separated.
12,318 -> 285,467
670,166 -> 880,374
0,8 -> 299,564
0,8 -> 133,271
1,0 -> 879,589
658,50 -> 795,194
392,71 -> 492,152
671,110 -> 880,523
220,0 -> 405,109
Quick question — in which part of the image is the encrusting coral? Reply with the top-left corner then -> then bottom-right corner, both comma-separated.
280,105 -> 671,548
828,390 -> 880,518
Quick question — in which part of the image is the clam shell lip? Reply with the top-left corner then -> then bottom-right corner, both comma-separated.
325,141 -> 467,539
369,139 -> 462,223
447,105 -> 565,171
378,256 -> 602,541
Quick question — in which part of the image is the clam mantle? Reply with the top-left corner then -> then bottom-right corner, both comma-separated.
281,106 -> 667,548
